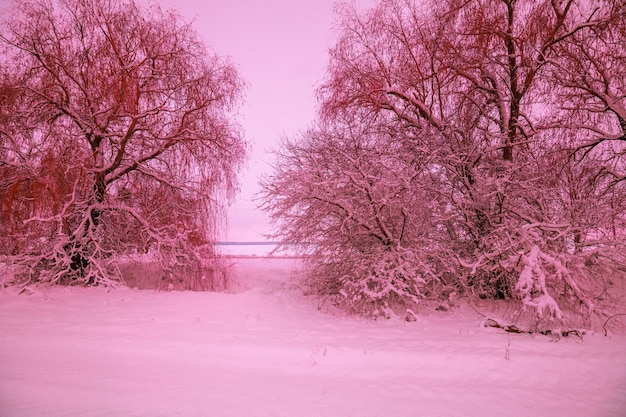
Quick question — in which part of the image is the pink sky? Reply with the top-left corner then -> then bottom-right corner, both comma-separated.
159,0 -> 375,242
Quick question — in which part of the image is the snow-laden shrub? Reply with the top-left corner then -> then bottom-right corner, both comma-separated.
301,246 -> 446,318
514,246 -> 567,320
323,248 -> 429,318
462,239 -> 624,331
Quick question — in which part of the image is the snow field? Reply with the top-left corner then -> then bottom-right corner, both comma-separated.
1,257 -> 625,417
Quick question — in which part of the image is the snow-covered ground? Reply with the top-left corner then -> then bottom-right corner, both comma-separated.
1,257 -> 625,417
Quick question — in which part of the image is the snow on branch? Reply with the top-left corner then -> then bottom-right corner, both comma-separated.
515,246 -> 564,321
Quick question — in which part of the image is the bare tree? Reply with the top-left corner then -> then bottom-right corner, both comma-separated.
0,0 -> 246,287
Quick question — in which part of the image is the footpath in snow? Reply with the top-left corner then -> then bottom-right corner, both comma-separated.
1,257 -> 625,417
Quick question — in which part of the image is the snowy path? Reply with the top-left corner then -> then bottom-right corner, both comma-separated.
1,257 -> 625,417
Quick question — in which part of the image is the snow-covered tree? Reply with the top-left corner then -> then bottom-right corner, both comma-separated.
0,0 -> 246,287
264,0 -> 625,328
261,119 -> 457,316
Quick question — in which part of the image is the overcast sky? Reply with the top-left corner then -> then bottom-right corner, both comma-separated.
158,0 -> 376,242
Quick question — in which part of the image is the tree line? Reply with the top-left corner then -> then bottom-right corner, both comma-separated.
1,0 -> 624,331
